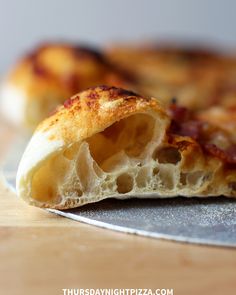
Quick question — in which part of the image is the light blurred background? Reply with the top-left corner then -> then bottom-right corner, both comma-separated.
0,0 -> 236,71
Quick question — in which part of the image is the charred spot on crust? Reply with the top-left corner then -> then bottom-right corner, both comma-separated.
101,85 -> 139,99
88,85 -> 140,98
63,95 -> 80,109
86,99 -> 99,109
63,98 -> 74,109
87,91 -> 99,100
110,87 -> 139,98
88,85 -> 113,92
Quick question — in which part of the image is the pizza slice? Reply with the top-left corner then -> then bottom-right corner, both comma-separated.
16,86 -> 236,209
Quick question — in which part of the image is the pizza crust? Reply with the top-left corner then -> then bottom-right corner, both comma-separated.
1,43 -> 129,129
16,86 -> 236,209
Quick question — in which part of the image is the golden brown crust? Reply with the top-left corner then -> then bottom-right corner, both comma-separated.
39,85 -> 168,143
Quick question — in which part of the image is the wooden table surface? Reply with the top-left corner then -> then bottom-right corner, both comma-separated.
0,122 -> 236,295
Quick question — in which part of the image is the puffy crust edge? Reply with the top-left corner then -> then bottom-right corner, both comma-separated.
16,86 -> 236,209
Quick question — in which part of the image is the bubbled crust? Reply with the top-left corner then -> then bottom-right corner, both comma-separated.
38,85 -> 169,144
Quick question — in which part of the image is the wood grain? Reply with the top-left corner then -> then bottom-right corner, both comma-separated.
0,124 -> 236,295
